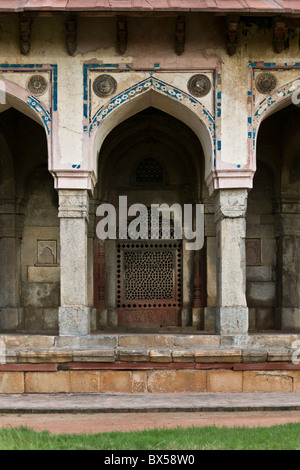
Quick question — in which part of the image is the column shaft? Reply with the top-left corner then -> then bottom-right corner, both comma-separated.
214,189 -> 248,335
58,190 -> 90,335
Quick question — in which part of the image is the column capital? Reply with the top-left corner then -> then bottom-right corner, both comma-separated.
58,189 -> 89,221
214,188 -> 248,222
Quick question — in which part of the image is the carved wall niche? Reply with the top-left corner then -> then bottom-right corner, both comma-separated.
246,238 -> 261,266
36,240 -> 58,266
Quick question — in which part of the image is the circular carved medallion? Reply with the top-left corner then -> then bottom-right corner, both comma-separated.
93,74 -> 117,98
27,75 -> 48,96
256,72 -> 277,94
187,74 -> 211,97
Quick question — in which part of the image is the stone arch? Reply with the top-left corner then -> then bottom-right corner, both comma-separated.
89,78 -> 214,185
92,106 -> 208,330
0,77 -> 52,158
253,78 -> 300,153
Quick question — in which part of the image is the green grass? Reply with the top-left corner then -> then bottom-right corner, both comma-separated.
0,423 -> 299,450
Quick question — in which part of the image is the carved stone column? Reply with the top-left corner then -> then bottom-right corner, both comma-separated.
58,190 -> 90,335
214,189 -> 248,335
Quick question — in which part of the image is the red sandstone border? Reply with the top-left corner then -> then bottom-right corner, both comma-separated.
1,362 -> 300,372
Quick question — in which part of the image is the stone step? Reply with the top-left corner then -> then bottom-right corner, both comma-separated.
0,392 -> 300,411
0,347 -> 297,365
1,333 -> 300,351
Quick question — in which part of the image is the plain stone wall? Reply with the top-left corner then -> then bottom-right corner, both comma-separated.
246,166 -> 276,330
21,167 -> 60,332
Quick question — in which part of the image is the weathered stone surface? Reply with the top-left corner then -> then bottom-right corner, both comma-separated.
55,335 -> 117,349
207,370 -> 243,392
194,349 -> 242,363
172,350 -> 194,362
242,349 -> 267,363
243,371 -> 294,392
214,189 -> 248,220
246,266 -> 273,282
21,283 -> 60,308
27,267 -> 60,283
192,308 -> 203,329
173,335 -> 220,348
132,371 -> 148,393
72,350 -> 115,363
267,349 -> 292,362
149,349 -> 172,362
206,237 -> 217,307
119,349 -> 149,362
25,372 -> 70,393
70,371 -> 101,392
118,335 -> 174,349
0,308 -> 20,331
220,335 -> 249,348
148,370 -> 206,393
59,306 -> 91,336
246,224 -> 274,238
203,307 -> 216,332
292,371 -> 300,391
247,282 -> 276,307
244,335 -> 300,349
58,190 -> 89,220
248,308 -> 256,330
23,308 -> 44,332
0,372 -> 24,393
3,335 -> 55,350
281,308 -> 300,331
43,308 -> 59,331
216,307 -> 249,335
256,308 -> 274,330
17,350 -> 72,364
100,371 -> 132,393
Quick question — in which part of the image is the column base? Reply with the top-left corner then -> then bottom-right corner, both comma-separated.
216,307 -> 248,335
59,306 -> 91,336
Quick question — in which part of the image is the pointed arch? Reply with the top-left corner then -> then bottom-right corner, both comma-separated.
252,77 -> 300,152
89,77 -> 215,184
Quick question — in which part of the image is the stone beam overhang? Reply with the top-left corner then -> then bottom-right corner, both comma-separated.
1,1 -> 300,15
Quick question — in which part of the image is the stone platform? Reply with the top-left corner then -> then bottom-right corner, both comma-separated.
0,333 -> 299,394
0,392 -> 299,414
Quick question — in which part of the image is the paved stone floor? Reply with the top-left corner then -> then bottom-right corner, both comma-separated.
0,393 -> 299,434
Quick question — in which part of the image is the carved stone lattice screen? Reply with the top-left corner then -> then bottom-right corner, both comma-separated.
117,241 -> 182,327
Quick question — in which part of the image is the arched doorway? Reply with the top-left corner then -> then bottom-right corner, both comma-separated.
248,102 -> 300,332
0,108 -> 59,333
93,107 -> 209,330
